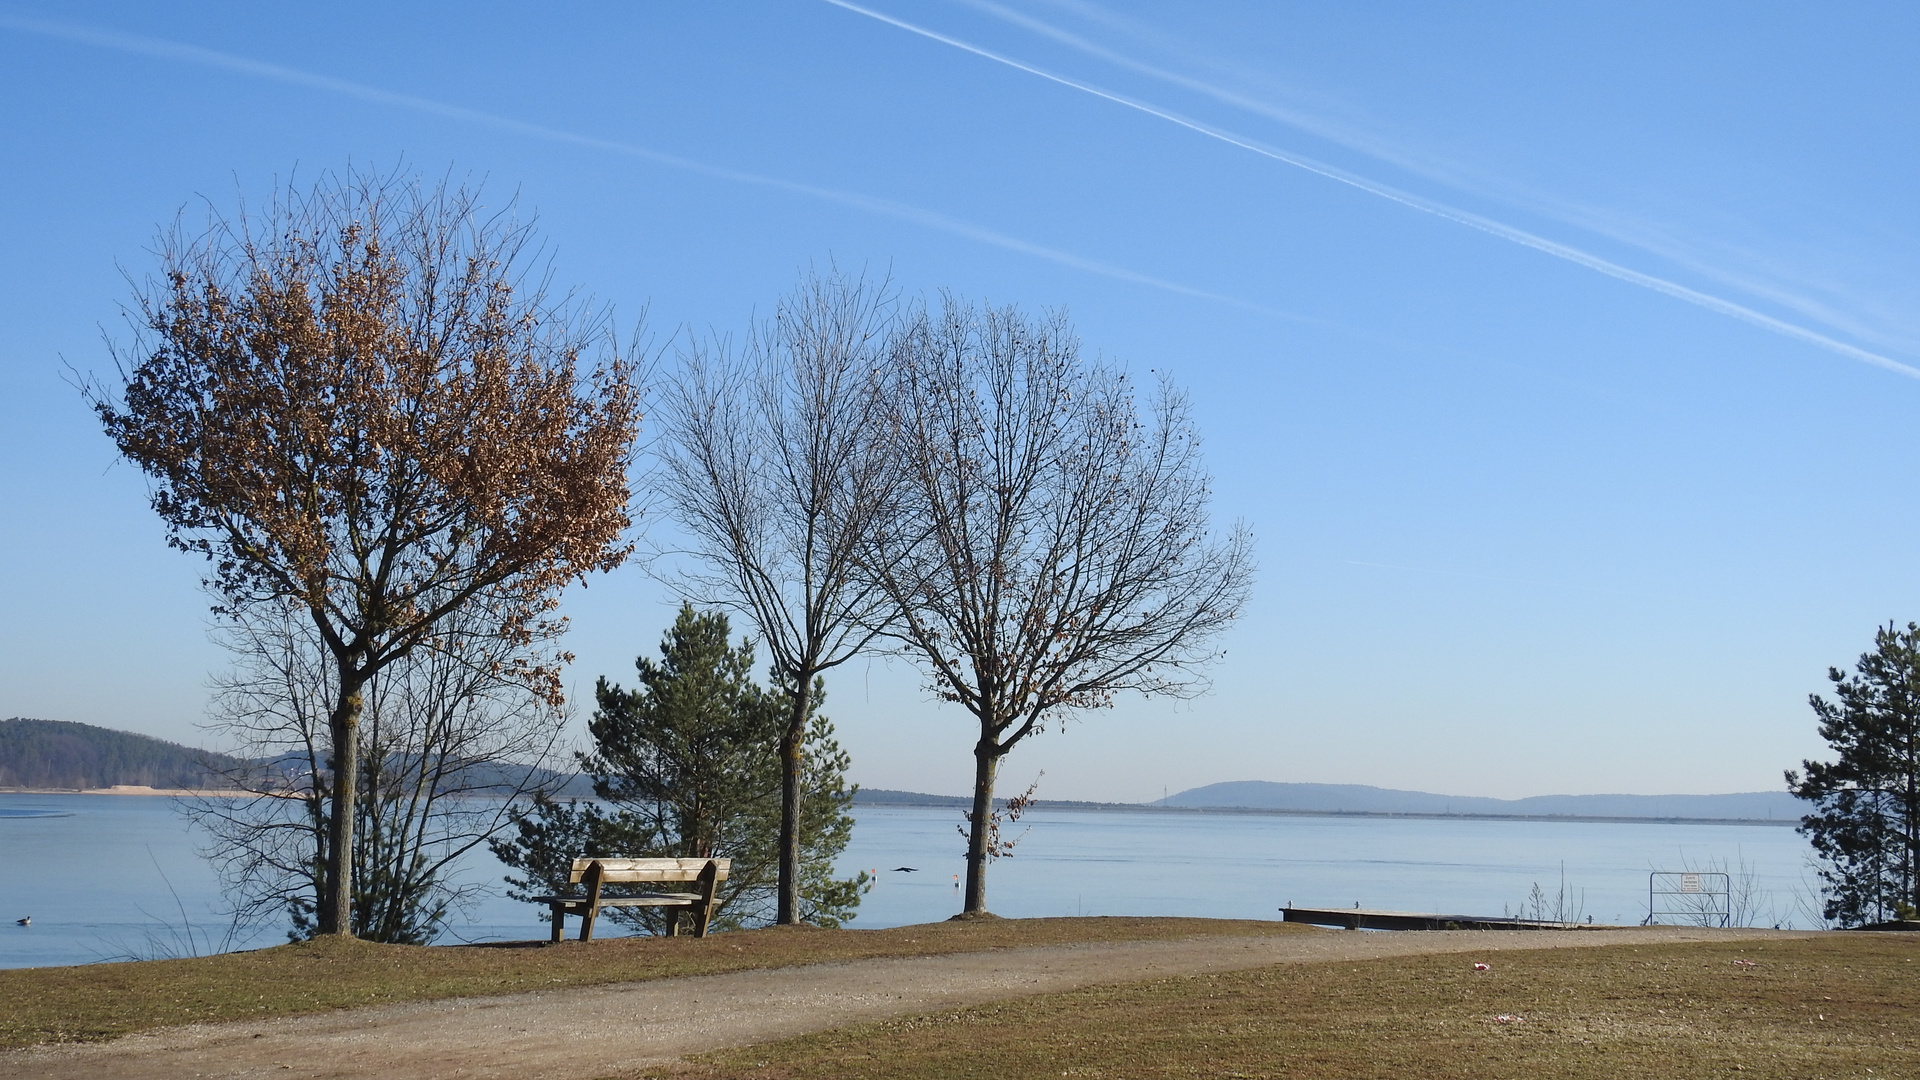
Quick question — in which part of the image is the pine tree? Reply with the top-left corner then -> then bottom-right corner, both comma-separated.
1788,621 -> 1920,926
493,605 -> 866,931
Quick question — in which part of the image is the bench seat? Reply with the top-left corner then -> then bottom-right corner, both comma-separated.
530,857 -> 730,942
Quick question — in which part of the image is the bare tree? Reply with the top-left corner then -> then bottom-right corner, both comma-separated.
190,597 -> 571,942
89,167 -> 640,936
872,298 -> 1253,915
654,269 -> 898,923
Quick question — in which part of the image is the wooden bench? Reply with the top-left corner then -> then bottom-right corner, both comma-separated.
531,857 -> 730,942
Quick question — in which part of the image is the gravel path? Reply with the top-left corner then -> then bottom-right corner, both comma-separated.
1,926 -> 1813,1080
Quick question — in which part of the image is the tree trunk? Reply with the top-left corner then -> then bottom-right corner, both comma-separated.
1907,769 -> 1919,913
776,675 -> 810,924
963,734 -> 998,914
320,672 -> 365,936
1908,751 -> 1920,913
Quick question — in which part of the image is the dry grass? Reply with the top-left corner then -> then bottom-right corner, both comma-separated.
0,916 -> 1301,1049
637,934 -> 1920,1080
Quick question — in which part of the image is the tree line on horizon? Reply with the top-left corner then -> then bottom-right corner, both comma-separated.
83,165 -> 1253,942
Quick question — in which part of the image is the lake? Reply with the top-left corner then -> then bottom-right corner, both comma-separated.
0,794 -> 1819,969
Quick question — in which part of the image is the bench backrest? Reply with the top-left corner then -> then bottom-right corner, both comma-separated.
568,857 -> 732,885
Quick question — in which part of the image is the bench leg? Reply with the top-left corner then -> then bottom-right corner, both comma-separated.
664,910 -> 680,937
578,861 -> 606,943
549,902 -> 565,944
692,859 -> 720,939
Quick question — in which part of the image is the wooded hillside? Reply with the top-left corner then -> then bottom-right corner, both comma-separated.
0,718 -> 243,790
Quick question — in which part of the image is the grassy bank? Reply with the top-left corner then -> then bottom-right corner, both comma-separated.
0,916 -> 1302,1049
639,934 -> 1919,1080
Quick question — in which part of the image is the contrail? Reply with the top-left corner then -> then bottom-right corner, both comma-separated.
0,12 -> 1298,321
822,0 -> 1920,381
969,0 -> 1917,359
956,0 -> 1398,166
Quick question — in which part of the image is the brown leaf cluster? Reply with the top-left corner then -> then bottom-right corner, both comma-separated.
93,170 -> 639,689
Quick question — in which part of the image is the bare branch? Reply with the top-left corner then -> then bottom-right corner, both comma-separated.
187,596 -> 573,942
868,297 -> 1253,914
652,266 -> 901,922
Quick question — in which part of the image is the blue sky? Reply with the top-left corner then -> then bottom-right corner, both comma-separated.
2,2 -> 1916,802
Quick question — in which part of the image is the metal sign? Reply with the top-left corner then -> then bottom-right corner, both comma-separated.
1648,871 -> 1730,928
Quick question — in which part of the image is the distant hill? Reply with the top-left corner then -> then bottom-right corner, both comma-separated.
852,788 -> 1146,811
855,788 -> 973,807
0,718 -> 245,790
0,718 -> 600,795
1157,781 -> 1804,822
854,781 -> 1805,822
453,761 -> 595,798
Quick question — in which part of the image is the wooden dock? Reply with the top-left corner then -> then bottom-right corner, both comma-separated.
1280,905 -> 1596,931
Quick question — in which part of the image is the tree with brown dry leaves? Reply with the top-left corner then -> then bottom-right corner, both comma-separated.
871,297 -> 1253,916
89,167 -> 640,937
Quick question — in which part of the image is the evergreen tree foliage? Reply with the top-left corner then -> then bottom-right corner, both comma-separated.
492,605 -> 866,931
1788,621 -> 1920,925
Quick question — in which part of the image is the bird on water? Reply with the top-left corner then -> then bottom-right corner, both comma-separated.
14,917 -> 28,927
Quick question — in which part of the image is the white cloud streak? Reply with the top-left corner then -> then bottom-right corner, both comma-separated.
0,12 -> 1292,319
823,0 -> 1920,381
980,0 -> 1920,360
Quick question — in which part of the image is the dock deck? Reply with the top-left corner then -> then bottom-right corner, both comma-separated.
1280,905 -> 1600,931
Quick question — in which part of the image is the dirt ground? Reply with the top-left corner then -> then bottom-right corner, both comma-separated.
0,925 -> 1812,1080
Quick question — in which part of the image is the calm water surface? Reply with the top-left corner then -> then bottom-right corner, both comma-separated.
0,794 -> 1816,969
